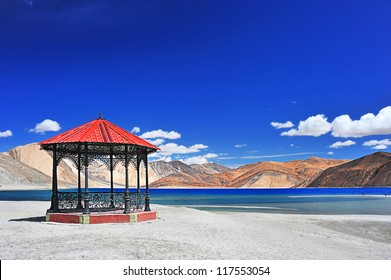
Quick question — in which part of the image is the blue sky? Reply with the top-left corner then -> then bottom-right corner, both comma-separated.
0,0 -> 390,167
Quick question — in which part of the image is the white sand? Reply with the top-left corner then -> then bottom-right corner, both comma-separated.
0,201 -> 390,260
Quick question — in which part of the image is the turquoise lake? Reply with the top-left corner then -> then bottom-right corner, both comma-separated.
1,187 -> 390,215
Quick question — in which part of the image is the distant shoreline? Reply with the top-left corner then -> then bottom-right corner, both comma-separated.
1,184 -> 391,191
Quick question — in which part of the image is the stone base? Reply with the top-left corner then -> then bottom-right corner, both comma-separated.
46,211 -> 158,224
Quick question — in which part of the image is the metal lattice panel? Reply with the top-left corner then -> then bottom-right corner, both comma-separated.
64,153 -> 80,170
88,193 -> 112,209
58,192 -> 81,210
57,192 -> 145,212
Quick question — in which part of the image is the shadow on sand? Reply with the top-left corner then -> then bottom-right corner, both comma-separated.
9,216 -> 46,223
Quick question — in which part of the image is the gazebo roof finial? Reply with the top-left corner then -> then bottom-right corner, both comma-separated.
98,112 -> 103,119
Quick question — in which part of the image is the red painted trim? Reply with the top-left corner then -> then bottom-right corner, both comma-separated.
89,214 -> 130,224
47,212 -> 158,224
49,214 -> 80,223
137,212 -> 157,222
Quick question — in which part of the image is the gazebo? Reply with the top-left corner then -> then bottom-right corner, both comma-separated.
40,114 -> 159,224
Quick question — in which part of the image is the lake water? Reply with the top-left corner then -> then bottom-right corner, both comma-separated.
1,187 -> 391,215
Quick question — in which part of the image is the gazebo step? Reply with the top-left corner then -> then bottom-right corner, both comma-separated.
46,211 -> 158,224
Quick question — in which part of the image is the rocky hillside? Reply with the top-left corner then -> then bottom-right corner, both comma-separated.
0,154 -> 51,185
150,157 -> 346,188
149,161 -> 232,188
149,160 -> 194,178
6,143 -> 78,184
305,152 -> 391,188
227,157 -> 345,188
190,163 -> 231,174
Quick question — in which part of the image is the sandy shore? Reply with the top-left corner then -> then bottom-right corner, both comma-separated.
0,201 -> 390,260
0,184 -> 51,191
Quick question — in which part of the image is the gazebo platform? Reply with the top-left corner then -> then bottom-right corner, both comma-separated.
46,210 -> 158,224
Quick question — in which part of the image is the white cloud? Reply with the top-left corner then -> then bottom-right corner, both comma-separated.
363,139 -> 391,150
158,143 -> 208,156
0,130 -> 13,138
281,114 -> 332,137
277,106 -> 391,139
329,140 -> 356,149
363,139 -> 391,146
140,129 -> 181,140
29,119 -> 61,134
148,138 -> 165,146
271,121 -> 294,129
155,153 -> 216,165
131,127 -> 140,134
217,152 -> 317,160
204,153 -> 218,159
331,106 -> 391,138
181,156 -> 209,165
327,151 -> 334,155
372,144 -> 388,150
234,144 -> 247,148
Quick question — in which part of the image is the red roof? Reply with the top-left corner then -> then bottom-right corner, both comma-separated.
39,117 -> 159,150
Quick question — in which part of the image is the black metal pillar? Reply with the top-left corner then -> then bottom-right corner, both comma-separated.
50,144 -> 59,212
83,143 -> 90,214
77,146 -> 83,210
136,149 -> 141,210
124,145 -> 131,214
144,152 -> 151,212
110,151 -> 114,208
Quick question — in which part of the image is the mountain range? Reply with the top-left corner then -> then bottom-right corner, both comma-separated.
1,143 -> 390,189
150,157 -> 346,188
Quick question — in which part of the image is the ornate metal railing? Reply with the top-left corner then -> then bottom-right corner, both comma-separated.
57,192 -> 145,212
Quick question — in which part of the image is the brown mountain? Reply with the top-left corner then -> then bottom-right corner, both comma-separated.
227,157 -> 345,188
305,152 -> 391,188
3,143 -> 390,189
189,163 -> 231,174
0,154 -> 51,185
150,161 -> 232,188
149,160 -> 194,178
150,157 -> 347,188
5,142 -> 78,185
